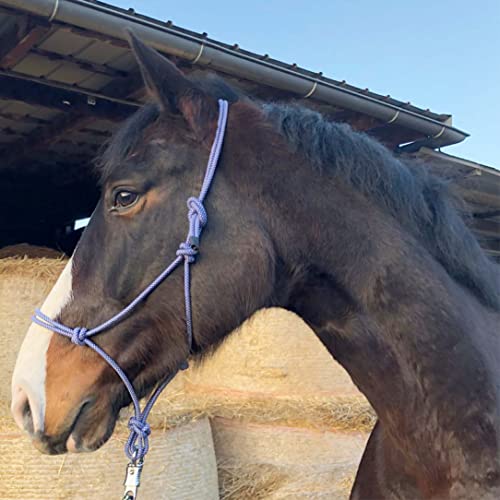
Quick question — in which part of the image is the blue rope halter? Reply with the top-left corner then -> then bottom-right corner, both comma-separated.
32,99 -> 229,469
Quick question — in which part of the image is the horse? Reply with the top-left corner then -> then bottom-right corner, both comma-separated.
11,33 -> 500,499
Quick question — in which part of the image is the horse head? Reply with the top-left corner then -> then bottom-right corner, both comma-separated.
11,33 -> 277,454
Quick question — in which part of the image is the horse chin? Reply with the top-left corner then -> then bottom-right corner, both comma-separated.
33,399 -> 119,455
64,400 -> 119,454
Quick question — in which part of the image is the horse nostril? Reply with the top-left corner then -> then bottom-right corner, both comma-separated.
11,386 -> 35,434
22,399 -> 34,435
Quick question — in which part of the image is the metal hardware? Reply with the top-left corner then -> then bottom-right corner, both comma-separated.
122,461 -> 143,500
189,235 -> 200,252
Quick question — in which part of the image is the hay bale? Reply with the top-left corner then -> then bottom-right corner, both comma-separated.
0,417 -> 219,499
184,308 -> 363,398
213,417 -> 367,499
0,256 -> 67,403
151,391 -> 375,433
0,244 -> 64,259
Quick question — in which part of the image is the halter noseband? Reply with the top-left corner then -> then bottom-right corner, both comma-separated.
32,99 -> 229,500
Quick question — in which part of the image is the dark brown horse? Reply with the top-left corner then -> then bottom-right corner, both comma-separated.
11,34 -> 500,499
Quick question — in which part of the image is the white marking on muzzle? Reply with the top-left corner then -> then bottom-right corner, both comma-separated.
11,257 -> 74,433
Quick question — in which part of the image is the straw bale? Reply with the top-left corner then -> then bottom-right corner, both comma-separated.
150,391 -> 375,433
213,417 -> 367,499
0,417 -> 219,499
0,256 -> 67,403
218,463 -> 287,499
218,462 -> 356,499
0,244 -> 64,259
184,308 -> 364,398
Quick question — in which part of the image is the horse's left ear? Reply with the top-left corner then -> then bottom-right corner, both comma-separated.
127,30 -> 217,140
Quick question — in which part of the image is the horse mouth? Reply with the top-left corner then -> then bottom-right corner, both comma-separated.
64,400 -> 93,453
32,398 -> 118,455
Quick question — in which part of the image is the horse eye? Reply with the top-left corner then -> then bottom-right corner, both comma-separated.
114,191 -> 139,208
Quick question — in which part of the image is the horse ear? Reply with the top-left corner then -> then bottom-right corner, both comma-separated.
126,30 -> 217,140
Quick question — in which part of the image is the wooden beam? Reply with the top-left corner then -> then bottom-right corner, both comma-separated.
461,189 -> 500,211
31,48 -> 128,79
0,73 -> 137,117
0,126 -> 26,137
366,124 -> 424,149
62,25 -> 129,49
0,73 -> 142,166
0,111 -> 48,125
470,218 -> 500,238
36,72 -> 143,148
476,237 -> 500,255
0,15 -> 25,62
325,110 -> 383,131
473,209 -> 500,219
0,18 -> 53,70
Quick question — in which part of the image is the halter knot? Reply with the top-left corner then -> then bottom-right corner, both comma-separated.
187,197 -> 208,227
128,416 -> 151,437
176,242 -> 198,263
126,416 -> 151,461
71,327 -> 88,346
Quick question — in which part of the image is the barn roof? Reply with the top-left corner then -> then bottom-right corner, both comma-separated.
0,0 -> 498,261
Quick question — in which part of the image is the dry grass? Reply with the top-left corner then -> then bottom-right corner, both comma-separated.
143,390 -> 376,433
218,462 -> 287,499
0,255 -> 67,278
338,475 -> 356,497
0,256 -> 69,403
217,462 -> 357,500
0,244 -> 64,259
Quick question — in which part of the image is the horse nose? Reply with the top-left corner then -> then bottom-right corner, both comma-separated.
11,385 -> 37,434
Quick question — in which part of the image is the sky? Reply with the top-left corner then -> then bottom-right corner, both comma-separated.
107,0 -> 500,168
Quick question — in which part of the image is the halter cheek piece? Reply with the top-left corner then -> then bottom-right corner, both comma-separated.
32,99 -> 229,500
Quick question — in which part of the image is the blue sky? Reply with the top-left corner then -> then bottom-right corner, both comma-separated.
108,0 -> 499,168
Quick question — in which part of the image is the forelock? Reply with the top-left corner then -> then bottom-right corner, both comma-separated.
95,103 -> 160,184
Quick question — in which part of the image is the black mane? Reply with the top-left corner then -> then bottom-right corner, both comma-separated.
264,103 -> 500,309
97,74 -> 499,309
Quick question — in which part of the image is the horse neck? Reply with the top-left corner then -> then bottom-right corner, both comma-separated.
258,163 -> 500,467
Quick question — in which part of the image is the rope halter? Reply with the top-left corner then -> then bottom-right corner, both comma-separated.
31,99 -> 229,499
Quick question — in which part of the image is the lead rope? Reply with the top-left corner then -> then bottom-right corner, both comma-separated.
32,99 -> 229,500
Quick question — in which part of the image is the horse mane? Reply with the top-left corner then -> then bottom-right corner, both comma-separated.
263,103 -> 500,310
96,72 -> 500,310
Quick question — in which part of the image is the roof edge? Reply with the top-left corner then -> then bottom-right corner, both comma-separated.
0,0 -> 470,148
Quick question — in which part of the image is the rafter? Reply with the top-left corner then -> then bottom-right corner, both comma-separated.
0,73 -> 137,117
326,109 -> 383,131
36,72 -> 144,148
366,124 -> 424,149
0,72 -> 143,166
31,48 -> 128,79
0,111 -> 48,125
0,17 -> 53,70
470,218 -> 500,238
477,238 -> 500,255
474,209 -> 500,219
